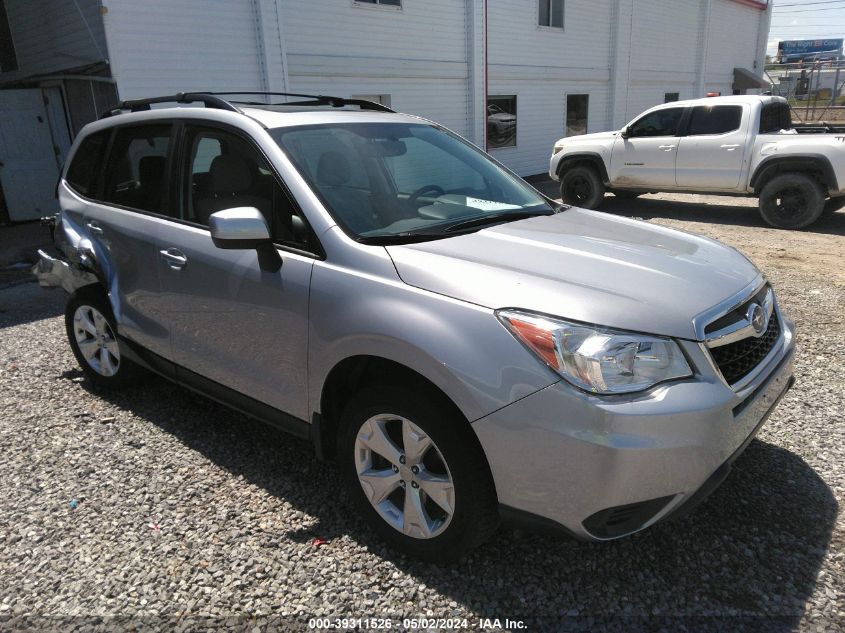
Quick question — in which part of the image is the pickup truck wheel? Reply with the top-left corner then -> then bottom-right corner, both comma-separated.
65,288 -> 141,389
560,166 -> 605,209
759,173 -> 825,229
823,196 -> 845,216
338,385 -> 499,562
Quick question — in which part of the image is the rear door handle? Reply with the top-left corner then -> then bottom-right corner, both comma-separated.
658,144 -> 676,151
86,221 -> 104,235
721,144 -> 741,150
159,248 -> 188,270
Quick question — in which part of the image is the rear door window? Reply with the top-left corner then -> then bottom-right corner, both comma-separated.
66,130 -> 111,198
102,125 -> 172,214
687,105 -> 743,136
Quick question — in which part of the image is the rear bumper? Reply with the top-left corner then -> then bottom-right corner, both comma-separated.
32,247 -> 97,294
474,319 -> 796,541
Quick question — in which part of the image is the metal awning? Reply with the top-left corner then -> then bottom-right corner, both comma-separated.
733,67 -> 769,91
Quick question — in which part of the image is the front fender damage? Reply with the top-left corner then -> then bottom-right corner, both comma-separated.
32,215 -> 100,294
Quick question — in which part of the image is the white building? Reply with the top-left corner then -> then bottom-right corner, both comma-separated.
0,0 -> 771,221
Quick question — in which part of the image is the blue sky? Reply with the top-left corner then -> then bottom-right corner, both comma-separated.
768,0 -> 845,55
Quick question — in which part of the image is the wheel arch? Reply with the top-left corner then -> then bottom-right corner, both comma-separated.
750,155 -> 838,196
314,355 -> 475,462
556,152 -> 610,186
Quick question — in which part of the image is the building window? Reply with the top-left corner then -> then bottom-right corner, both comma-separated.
664,92 -> 680,103
487,96 -> 517,149
566,94 -> 589,137
0,0 -> 19,72
355,0 -> 401,7
539,0 -> 564,28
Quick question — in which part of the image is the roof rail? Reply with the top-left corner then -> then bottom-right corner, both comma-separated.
203,91 -> 395,113
99,92 -> 241,119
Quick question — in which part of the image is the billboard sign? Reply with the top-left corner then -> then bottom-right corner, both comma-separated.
778,39 -> 844,62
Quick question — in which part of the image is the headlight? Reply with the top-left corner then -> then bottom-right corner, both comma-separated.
497,309 -> 692,395
552,144 -> 565,156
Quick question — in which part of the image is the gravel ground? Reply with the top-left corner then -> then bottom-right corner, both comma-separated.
0,194 -> 843,632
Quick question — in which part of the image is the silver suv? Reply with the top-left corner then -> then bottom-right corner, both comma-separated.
36,92 -> 796,562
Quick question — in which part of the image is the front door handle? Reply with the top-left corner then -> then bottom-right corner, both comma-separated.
159,248 -> 188,270
86,221 -> 104,235
658,144 -> 676,151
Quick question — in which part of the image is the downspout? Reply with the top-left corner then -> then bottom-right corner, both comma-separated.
483,0 -> 489,151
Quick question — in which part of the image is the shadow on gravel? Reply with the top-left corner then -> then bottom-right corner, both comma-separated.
0,281 -> 64,328
77,372 -> 838,632
597,196 -> 845,236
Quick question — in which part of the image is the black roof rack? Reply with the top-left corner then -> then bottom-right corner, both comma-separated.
207,92 -> 395,113
100,92 -> 241,119
100,91 -> 394,119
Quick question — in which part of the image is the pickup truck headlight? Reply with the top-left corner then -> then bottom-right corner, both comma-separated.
497,309 -> 692,394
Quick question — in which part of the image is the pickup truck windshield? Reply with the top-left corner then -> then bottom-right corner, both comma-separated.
271,123 -> 553,243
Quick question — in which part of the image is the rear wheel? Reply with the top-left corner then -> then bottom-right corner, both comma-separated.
560,165 -> 606,209
758,173 -> 825,229
338,385 -> 499,562
65,288 -> 141,388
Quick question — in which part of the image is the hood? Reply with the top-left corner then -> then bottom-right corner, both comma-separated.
385,210 -> 760,340
556,130 -> 618,144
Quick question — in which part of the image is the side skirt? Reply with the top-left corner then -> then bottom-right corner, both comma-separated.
118,336 -> 311,441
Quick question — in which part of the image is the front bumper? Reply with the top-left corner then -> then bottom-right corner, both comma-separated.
473,317 -> 796,541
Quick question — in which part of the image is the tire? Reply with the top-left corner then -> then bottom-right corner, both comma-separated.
65,287 -> 141,389
337,385 -> 499,562
612,191 -> 641,200
560,165 -> 606,209
758,173 -> 825,229
823,196 -> 845,216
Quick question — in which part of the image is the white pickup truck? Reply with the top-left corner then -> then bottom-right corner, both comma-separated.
549,95 -> 845,229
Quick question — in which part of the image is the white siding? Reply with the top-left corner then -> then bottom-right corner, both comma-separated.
103,0 -> 266,100
283,0 -> 472,138
704,0 -> 765,94
0,0 -> 107,83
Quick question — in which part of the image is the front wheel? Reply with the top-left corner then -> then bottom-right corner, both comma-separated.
65,287 -> 141,388
823,196 -> 845,216
758,173 -> 825,229
338,385 -> 499,562
560,165 -> 606,209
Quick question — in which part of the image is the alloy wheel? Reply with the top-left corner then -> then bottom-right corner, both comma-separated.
73,305 -> 121,377
354,414 -> 455,539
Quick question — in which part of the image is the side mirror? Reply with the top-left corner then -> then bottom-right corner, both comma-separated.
209,207 -> 271,249
620,127 -> 630,139
208,207 -> 281,272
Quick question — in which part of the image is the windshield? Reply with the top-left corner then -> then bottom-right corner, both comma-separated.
270,122 -> 553,243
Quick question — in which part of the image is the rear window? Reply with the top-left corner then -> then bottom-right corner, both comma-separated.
687,105 -> 743,135
65,130 -> 110,197
759,102 -> 793,133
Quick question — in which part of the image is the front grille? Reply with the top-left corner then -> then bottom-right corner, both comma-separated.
710,312 -> 781,384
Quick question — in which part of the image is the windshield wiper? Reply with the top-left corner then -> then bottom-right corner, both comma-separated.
443,209 -> 554,233
357,232 -> 452,245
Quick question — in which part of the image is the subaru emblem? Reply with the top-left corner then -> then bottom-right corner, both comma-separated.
747,303 -> 766,336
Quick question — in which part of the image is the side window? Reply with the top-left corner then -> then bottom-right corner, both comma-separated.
487,95 -> 517,149
627,108 -> 684,138
102,125 -> 172,214
66,130 -> 111,198
687,105 -> 743,136
760,102 -> 792,133
183,126 -> 312,250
